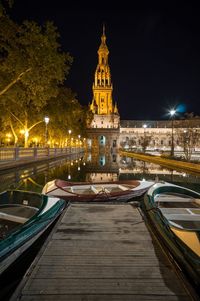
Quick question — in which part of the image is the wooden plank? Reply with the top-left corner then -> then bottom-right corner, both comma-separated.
44,238 -> 161,252
20,294 -> 191,301
36,255 -> 167,267
23,278 -> 188,296
30,264 -> 177,279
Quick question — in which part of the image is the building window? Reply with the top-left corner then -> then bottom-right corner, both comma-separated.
101,98 -> 104,102
161,140 -> 163,145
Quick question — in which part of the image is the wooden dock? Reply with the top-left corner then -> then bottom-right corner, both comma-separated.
12,203 -> 196,300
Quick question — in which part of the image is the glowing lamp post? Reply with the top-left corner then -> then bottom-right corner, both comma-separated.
169,109 -> 176,157
142,124 -> 147,152
78,135 -> 81,151
68,130 -> 72,153
44,116 -> 50,147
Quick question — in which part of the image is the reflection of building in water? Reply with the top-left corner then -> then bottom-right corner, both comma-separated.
86,172 -> 118,182
84,152 -> 200,184
85,152 -> 119,182
118,155 -> 200,183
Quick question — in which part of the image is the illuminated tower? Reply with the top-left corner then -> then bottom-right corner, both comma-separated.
89,26 -> 119,129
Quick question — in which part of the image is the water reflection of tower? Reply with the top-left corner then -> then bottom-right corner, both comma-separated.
85,152 -> 119,182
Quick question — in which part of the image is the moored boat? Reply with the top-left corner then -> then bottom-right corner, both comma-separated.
42,179 -> 154,202
0,190 -> 65,275
142,181 -> 200,290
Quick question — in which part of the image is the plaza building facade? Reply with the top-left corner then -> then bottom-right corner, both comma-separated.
87,28 -> 200,158
120,119 -> 200,158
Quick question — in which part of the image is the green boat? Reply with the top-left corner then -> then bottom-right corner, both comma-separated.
0,190 -> 65,275
142,182 -> 200,291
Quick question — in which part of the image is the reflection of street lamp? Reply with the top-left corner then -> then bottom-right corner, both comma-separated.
169,109 -> 176,157
44,116 -> 50,146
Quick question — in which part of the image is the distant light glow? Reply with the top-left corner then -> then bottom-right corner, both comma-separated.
170,109 -> 176,117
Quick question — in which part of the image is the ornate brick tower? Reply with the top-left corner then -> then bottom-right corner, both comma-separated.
87,26 -> 120,154
89,25 -> 119,129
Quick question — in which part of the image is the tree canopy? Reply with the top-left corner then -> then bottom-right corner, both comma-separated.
0,5 -> 90,147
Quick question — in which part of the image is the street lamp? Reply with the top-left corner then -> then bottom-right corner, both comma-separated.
78,135 -> 81,151
44,116 -> 50,147
142,124 -> 147,152
68,129 -> 72,153
169,109 -> 176,157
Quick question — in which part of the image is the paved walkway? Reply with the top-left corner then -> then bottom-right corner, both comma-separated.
12,203 -> 195,300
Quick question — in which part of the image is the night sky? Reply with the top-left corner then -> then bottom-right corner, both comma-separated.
9,1 -> 200,120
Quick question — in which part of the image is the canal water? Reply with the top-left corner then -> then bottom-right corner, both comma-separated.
0,152 -> 200,194
0,152 -> 200,300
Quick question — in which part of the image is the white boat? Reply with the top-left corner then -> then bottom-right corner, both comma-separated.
42,179 -> 154,202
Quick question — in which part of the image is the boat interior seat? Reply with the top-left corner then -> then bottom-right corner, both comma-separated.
107,187 -> 124,193
72,188 -> 95,195
160,208 -> 190,215
0,212 -> 29,224
162,213 -> 200,221
0,206 -> 38,217
118,185 -> 129,191
92,186 -> 104,193
155,195 -> 194,202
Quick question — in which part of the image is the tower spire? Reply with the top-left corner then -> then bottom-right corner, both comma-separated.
103,23 -> 105,36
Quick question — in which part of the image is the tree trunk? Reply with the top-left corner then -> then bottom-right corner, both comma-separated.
9,119 -> 18,146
